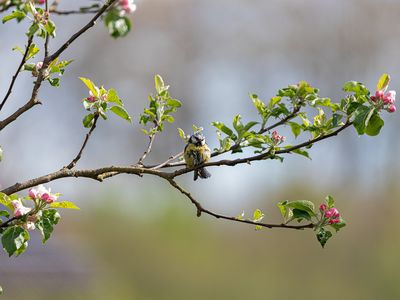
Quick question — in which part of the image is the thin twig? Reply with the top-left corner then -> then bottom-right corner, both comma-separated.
44,0 -> 50,58
0,0 -> 118,132
65,114 -> 99,169
138,133 -> 157,165
48,0 -> 118,62
0,36 -> 33,112
50,9 -> 100,15
167,178 -> 314,230
151,151 -> 183,170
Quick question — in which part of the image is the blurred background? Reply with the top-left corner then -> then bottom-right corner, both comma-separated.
1,0 -> 400,299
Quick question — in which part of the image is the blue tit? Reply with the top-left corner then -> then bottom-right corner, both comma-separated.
184,133 -> 211,181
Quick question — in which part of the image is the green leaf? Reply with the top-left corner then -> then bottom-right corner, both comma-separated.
330,218 -> 346,232
325,195 -> 334,208
243,121 -> 258,133
212,122 -> 235,138
289,122 -> 301,138
50,201 -> 80,210
316,228 -> 333,248
253,209 -> 264,222
365,112 -> 384,136
377,73 -> 390,92
110,105 -> 132,122
27,44 -> 40,60
286,200 -> 316,217
166,98 -> 182,108
154,75 -> 164,94
2,10 -> 26,23
0,192 -> 13,210
165,115 -> 174,123
232,115 -> 244,135
0,210 -> 10,218
1,226 -> 29,257
277,201 -> 288,219
45,20 -> 56,37
292,208 -> 312,221
26,23 -> 39,38
48,77 -> 60,87
36,209 -> 60,244
177,128 -> 188,141
352,105 -> 370,135
107,89 -> 123,106
343,81 -> 369,96
82,113 -> 95,128
291,148 -> 311,160
79,77 -> 98,97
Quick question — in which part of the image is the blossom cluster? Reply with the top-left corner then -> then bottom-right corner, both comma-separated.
271,130 -> 286,145
28,184 -> 58,204
319,204 -> 340,224
86,90 -> 108,103
370,90 -> 396,113
11,201 -> 36,231
118,0 -> 137,15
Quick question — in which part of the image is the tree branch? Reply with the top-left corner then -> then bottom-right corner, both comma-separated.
65,114 -> 99,169
167,178 -> 314,230
0,36 -> 33,112
48,0 -> 118,62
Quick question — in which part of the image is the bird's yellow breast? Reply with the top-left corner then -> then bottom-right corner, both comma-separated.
184,143 -> 211,168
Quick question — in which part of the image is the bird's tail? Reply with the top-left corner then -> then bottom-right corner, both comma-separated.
194,167 -> 211,181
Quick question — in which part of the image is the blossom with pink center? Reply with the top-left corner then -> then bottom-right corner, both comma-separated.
28,184 -> 58,203
119,0 -> 136,14
86,90 -> 97,103
384,90 -> 396,104
272,131 -> 286,145
11,200 -> 31,217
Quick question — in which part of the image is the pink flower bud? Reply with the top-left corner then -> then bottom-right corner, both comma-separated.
370,95 -> 376,102
375,90 -> 384,99
38,0 -> 45,4
28,188 -> 38,199
319,204 -> 327,211
328,218 -> 340,224
389,105 -> 396,113
41,192 -> 57,204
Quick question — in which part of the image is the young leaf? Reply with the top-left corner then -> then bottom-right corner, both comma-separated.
79,77 -> 98,97
212,122 -> 235,139
289,122 -> 302,138
325,195 -> 335,208
82,113 -> 95,128
110,105 -> 132,122
277,201 -> 288,219
155,75 -> 164,94
177,128 -> 188,141
107,89 -> 123,106
316,228 -> 333,248
253,209 -> 264,222
2,11 -> 26,23
50,201 -> 80,210
376,73 -> 390,92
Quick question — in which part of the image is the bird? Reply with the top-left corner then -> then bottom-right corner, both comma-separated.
184,133 -> 211,181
